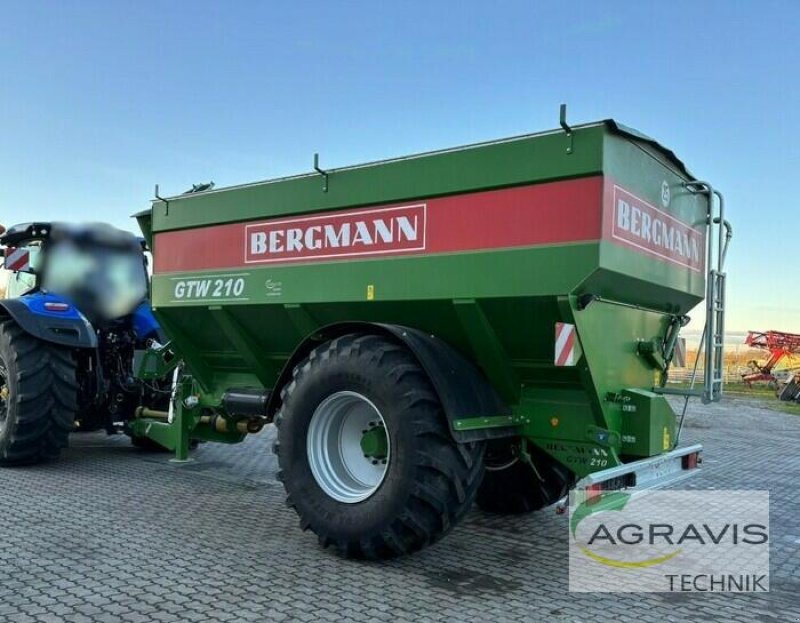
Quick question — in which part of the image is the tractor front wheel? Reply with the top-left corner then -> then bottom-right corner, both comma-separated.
275,334 -> 485,559
0,320 -> 78,466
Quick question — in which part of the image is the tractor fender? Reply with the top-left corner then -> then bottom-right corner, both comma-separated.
267,322 -> 515,442
131,301 -> 165,343
0,295 -> 97,349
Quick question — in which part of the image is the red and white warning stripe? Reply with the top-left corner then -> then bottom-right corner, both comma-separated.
4,247 -> 30,272
555,322 -> 578,366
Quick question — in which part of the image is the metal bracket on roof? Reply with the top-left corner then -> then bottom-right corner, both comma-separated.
559,104 -> 574,155
313,153 -> 329,193
154,184 -> 169,215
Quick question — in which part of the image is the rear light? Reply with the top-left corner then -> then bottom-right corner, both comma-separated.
586,483 -> 603,504
44,302 -> 70,312
682,452 -> 700,469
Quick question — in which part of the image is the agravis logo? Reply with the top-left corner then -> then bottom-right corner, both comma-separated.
570,492 -> 682,568
568,490 -> 770,592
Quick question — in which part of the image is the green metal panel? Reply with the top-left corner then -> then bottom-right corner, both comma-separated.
586,242 -> 703,312
619,388 -> 677,458
149,126 -> 605,233
151,242 -> 598,307
140,119 -> 712,477
596,133 -> 707,311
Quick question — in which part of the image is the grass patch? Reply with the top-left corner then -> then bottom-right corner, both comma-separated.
666,381 -> 800,414
763,401 -> 800,416
721,383 -> 777,397
666,381 -> 776,396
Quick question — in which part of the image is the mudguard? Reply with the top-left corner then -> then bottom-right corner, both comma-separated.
267,322 -> 515,442
131,301 -> 164,342
0,293 -> 97,349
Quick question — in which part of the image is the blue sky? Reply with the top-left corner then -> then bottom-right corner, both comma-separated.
0,1 -> 797,332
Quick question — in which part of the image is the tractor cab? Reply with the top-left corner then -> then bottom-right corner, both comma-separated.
0,222 -> 149,321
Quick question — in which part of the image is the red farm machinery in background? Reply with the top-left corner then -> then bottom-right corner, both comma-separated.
743,331 -> 800,401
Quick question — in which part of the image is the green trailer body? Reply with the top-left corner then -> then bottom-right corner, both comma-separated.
134,117 -> 728,557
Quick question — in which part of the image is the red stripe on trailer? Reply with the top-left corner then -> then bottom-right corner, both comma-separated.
152,176 -> 605,273
5,247 -> 30,272
554,322 -> 577,367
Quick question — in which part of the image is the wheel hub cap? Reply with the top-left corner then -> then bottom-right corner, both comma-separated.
359,425 -> 388,460
307,391 -> 390,503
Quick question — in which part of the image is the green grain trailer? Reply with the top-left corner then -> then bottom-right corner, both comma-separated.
134,110 -> 731,558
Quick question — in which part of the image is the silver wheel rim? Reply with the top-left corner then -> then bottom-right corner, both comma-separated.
307,391 -> 390,503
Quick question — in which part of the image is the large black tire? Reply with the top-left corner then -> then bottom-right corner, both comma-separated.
0,320 -> 78,466
476,440 -> 573,514
274,333 -> 485,559
778,378 -> 800,402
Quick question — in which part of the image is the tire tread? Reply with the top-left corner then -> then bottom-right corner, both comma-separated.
275,332 -> 485,559
0,320 -> 78,466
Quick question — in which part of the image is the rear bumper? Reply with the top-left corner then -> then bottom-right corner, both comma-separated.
558,444 -> 703,511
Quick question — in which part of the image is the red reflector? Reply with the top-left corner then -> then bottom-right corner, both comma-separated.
586,483 -> 603,504
682,452 -> 699,469
44,302 -> 70,312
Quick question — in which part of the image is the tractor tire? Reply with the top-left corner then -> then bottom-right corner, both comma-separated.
476,440 -> 573,514
778,379 -> 800,402
0,319 -> 78,466
275,333 -> 485,559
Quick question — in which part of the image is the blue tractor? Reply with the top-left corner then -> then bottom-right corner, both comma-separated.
0,222 -> 169,464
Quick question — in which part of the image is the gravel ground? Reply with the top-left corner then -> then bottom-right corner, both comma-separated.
0,394 -> 798,623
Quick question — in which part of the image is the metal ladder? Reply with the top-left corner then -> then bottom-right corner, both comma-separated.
688,183 -> 732,403
704,270 -> 726,402
661,184 -> 732,446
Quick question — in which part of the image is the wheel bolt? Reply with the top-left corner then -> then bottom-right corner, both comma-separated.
372,460 -> 378,465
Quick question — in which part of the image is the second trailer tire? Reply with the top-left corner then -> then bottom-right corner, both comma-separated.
0,319 -> 78,466
275,333 -> 485,559
476,440 -> 573,514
